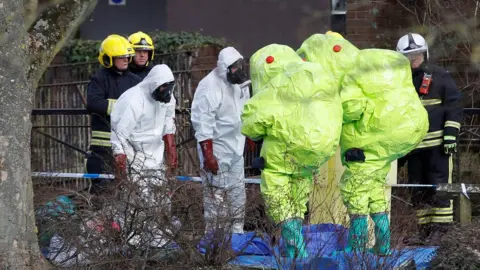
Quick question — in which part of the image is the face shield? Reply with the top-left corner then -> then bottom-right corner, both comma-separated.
226,59 -> 249,85
403,50 -> 425,60
152,81 -> 175,103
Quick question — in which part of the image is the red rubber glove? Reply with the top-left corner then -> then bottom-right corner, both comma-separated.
199,139 -> 218,175
114,154 -> 127,183
246,138 -> 256,153
163,134 -> 178,171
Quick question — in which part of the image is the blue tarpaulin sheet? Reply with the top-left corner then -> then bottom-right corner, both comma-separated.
197,224 -> 348,256
230,247 -> 437,269
197,224 -> 438,269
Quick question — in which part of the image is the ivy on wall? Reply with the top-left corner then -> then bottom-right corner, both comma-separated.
61,31 -> 229,63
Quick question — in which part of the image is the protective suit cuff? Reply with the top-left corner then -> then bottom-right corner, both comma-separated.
196,135 -> 214,144
113,151 -> 125,157
111,146 -> 125,156
370,212 -> 388,218
163,133 -> 175,138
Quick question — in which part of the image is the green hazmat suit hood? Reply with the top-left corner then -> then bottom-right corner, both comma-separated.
242,44 -> 343,174
249,44 -> 303,95
340,48 -> 429,165
297,32 -> 360,89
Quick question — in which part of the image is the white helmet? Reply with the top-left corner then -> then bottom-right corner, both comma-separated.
396,33 -> 429,60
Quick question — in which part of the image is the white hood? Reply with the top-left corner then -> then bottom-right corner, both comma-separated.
217,47 -> 243,77
139,64 -> 175,94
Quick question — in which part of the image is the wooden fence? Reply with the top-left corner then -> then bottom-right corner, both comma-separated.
31,47 -> 261,181
30,47 -> 480,186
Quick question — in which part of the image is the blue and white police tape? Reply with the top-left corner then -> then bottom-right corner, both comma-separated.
31,172 -> 437,187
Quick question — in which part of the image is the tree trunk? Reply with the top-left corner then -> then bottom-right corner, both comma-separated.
0,1 -> 44,268
0,0 -> 97,268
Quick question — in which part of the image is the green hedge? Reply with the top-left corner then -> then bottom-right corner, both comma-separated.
62,31 -> 229,63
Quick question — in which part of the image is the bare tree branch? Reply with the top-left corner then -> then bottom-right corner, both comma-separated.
24,0 -> 69,30
27,0 -> 98,85
24,0 -> 39,29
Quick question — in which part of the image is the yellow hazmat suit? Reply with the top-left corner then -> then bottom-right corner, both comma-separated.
241,44 -> 343,258
296,32 -> 360,89
340,49 -> 429,215
298,32 -> 429,255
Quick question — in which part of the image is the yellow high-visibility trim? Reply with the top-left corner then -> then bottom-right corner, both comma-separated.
416,209 -> 432,217
444,135 -> 456,141
416,138 -> 443,149
432,208 -> 453,215
424,130 -> 443,140
92,130 -> 111,139
431,216 -> 453,223
432,205 -> 453,211
421,99 -> 442,106
417,216 -> 432,225
107,99 -> 117,115
445,121 -> 461,130
91,138 -> 112,147
448,155 -> 454,218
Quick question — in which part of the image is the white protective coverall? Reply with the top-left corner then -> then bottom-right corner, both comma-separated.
191,47 -> 250,234
110,64 -> 177,248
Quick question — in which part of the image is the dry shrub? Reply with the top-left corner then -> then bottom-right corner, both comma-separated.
33,168 -> 274,269
429,218 -> 480,269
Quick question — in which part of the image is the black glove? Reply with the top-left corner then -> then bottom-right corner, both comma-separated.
254,139 -> 264,145
251,157 -> 265,170
397,156 -> 408,168
345,148 -> 365,162
443,136 -> 457,155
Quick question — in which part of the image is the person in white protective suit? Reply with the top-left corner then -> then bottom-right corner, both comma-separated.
110,64 -> 179,248
191,47 -> 251,234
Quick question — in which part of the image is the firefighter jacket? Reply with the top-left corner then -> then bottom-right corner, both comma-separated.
129,63 -> 153,80
86,68 -> 142,148
412,62 -> 463,150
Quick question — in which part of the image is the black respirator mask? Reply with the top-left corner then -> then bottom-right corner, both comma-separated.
152,82 -> 175,103
226,59 -> 248,85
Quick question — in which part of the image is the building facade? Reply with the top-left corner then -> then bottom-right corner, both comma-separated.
79,0 -> 345,57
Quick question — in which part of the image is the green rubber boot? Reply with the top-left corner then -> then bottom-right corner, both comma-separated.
346,215 -> 369,253
281,219 -> 309,259
371,212 -> 392,256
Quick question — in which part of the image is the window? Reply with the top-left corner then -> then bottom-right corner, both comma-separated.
332,0 -> 346,15
331,0 -> 346,35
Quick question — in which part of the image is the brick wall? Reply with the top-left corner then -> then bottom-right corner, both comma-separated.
190,46 -> 223,91
346,0 -> 480,107
346,0 -> 416,49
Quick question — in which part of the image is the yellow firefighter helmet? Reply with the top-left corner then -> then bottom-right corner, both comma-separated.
128,31 -> 155,64
97,34 -> 135,68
